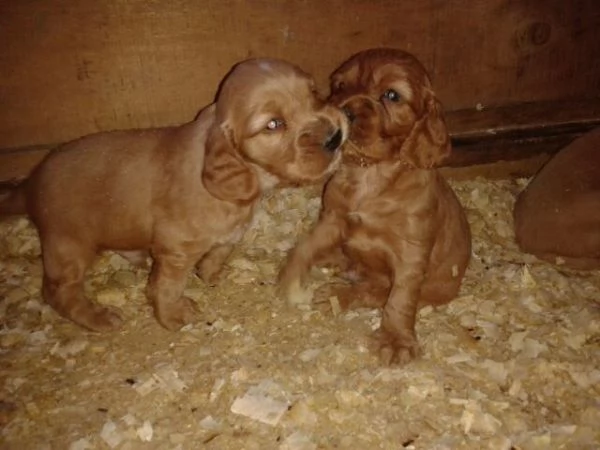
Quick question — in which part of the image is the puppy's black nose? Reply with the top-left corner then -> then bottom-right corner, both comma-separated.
324,129 -> 343,152
342,106 -> 355,122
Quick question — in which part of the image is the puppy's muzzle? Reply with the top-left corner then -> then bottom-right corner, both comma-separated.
339,96 -> 378,121
324,129 -> 343,152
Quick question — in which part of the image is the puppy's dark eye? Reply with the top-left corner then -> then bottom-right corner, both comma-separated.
266,118 -> 285,131
381,89 -> 401,102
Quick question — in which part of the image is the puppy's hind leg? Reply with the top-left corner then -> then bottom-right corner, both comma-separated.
41,235 -> 123,331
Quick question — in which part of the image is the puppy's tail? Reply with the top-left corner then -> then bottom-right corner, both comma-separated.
0,180 -> 28,217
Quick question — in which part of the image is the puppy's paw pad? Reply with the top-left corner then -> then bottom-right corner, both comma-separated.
157,297 -> 199,331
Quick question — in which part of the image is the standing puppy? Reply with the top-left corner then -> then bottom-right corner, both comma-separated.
0,58 -> 348,332
279,49 -> 471,365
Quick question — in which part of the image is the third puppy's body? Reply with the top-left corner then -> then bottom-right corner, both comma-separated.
280,48 -> 471,365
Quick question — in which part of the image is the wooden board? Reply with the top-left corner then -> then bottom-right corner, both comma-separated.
1,0 -> 599,151
440,154 -> 553,180
0,146 -> 51,182
446,98 -> 600,167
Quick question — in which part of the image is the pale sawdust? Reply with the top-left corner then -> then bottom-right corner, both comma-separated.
1,178 -> 599,450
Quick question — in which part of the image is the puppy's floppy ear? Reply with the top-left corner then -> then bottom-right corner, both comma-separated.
202,123 -> 259,204
400,92 -> 451,168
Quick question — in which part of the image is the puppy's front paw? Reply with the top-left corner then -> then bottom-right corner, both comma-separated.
75,304 -> 124,332
156,296 -> 199,331
279,278 -> 313,307
375,329 -> 420,366
195,265 -> 224,287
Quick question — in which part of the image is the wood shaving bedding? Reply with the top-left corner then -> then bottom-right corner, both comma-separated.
1,178 -> 599,449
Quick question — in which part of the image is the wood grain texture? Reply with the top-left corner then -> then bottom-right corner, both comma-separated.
1,0 -> 599,150
446,98 -> 600,167
448,99 -> 600,141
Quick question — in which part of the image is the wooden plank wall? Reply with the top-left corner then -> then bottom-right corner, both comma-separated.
1,0 -> 599,180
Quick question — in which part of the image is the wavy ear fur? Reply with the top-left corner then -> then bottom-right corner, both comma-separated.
202,124 -> 259,204
400,93 -> 451,168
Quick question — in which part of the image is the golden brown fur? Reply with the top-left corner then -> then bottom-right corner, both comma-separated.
0,58 -> 348,332
279,49 -> 471,365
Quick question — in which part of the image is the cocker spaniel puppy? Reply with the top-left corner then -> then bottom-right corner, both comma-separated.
0,58 -> 348,332
279,48 -> 471,365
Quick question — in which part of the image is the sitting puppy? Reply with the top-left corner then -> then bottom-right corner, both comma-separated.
279,48 -> 471,365
514,127 -> 600,269
0,58 -> 348,332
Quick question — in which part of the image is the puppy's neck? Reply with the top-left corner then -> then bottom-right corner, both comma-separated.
342,146 -> 415,172
341,157 -> 414,180
249,163 -> 281,192
338,159 -> 405,193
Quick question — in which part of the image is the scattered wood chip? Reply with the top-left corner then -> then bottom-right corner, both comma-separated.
279,431 -> 316,450
133,364 -> 186,398
199,415 -> 220,430
460,401 -> 502,436
100,421 -> 123,449
121,413 -> 137,426
329,296 -> 341,316
50,339 -> 88,359
209,378 -> 226,402
154,363 -> 187,394
299,348 -> 321,362
230,380 -> 289,426
68,437 -> 92,450
136,420 -> 153,442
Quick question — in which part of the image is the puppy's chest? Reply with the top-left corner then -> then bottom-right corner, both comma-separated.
331,168 -> 433,227
335,172 -> 397,227
345,196 -> 398,231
